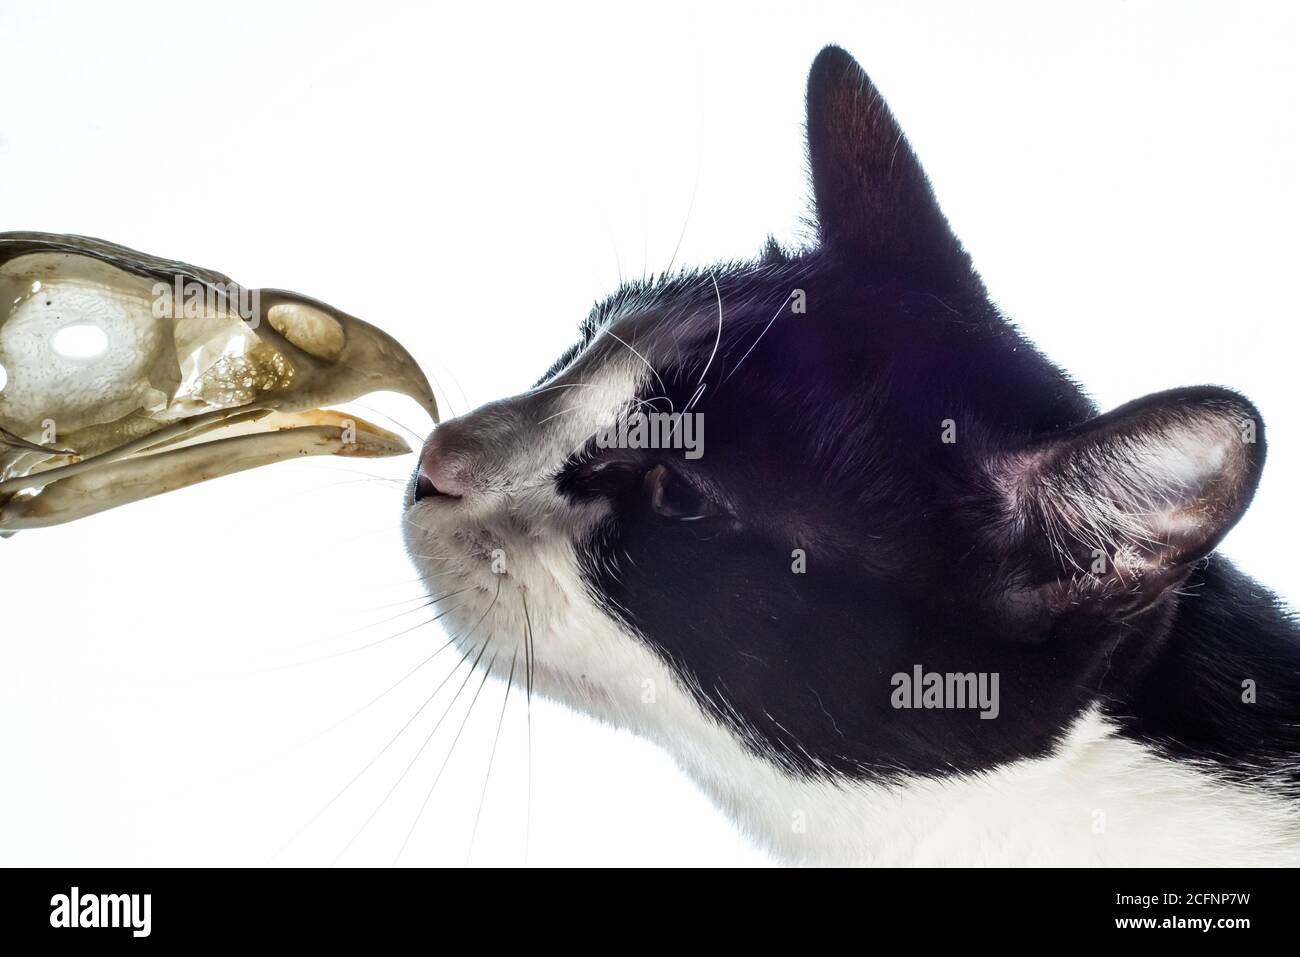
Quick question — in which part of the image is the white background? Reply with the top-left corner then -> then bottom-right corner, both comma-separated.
0,1 -> 1296,866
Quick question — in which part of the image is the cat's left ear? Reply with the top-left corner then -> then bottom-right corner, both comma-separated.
986,387 -> 1265,629
805,45 -> 973,285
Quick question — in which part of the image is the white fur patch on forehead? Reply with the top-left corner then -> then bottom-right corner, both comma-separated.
508,369 -> 650,531
536,353 -> 646,459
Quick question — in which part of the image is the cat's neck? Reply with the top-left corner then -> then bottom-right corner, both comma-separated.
1108,557 -> 1300,779
685,707 -> 1300,866
663,559 -> 1300,866
561,559 -> 1300,865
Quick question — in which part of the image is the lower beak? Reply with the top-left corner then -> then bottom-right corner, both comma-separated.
0,407 -> 409,531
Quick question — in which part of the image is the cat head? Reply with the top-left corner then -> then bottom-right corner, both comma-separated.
403,46 -> 1263,811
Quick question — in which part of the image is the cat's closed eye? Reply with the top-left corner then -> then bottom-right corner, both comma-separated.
560,453 -> 724,520
642,463 -> 721,521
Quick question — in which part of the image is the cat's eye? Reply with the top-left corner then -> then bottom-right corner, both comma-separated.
643,464 -> 718,521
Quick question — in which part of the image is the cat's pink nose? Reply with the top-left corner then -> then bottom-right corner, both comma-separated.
415,445 -> 466,501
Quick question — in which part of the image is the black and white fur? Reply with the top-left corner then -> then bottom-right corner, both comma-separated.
404,46 -> 1300,865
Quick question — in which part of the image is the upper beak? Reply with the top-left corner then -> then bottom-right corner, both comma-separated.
0,232 -> 438,532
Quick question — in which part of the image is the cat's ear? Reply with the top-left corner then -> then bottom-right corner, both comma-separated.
805,45 -> 971,283
987,387 -> 1265,628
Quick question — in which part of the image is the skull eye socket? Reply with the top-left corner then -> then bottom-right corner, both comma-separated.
51,323 -> 109,359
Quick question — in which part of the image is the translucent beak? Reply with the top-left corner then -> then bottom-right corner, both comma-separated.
0,232 -> 438,532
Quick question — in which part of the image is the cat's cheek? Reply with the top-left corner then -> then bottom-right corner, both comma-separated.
400,488 -> 641,716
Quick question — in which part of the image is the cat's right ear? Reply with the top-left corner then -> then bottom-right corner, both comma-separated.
805,45 -> 972,285
982,387 -> 1265,634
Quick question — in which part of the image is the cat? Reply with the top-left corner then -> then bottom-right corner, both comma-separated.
403,45 -> 1300,866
